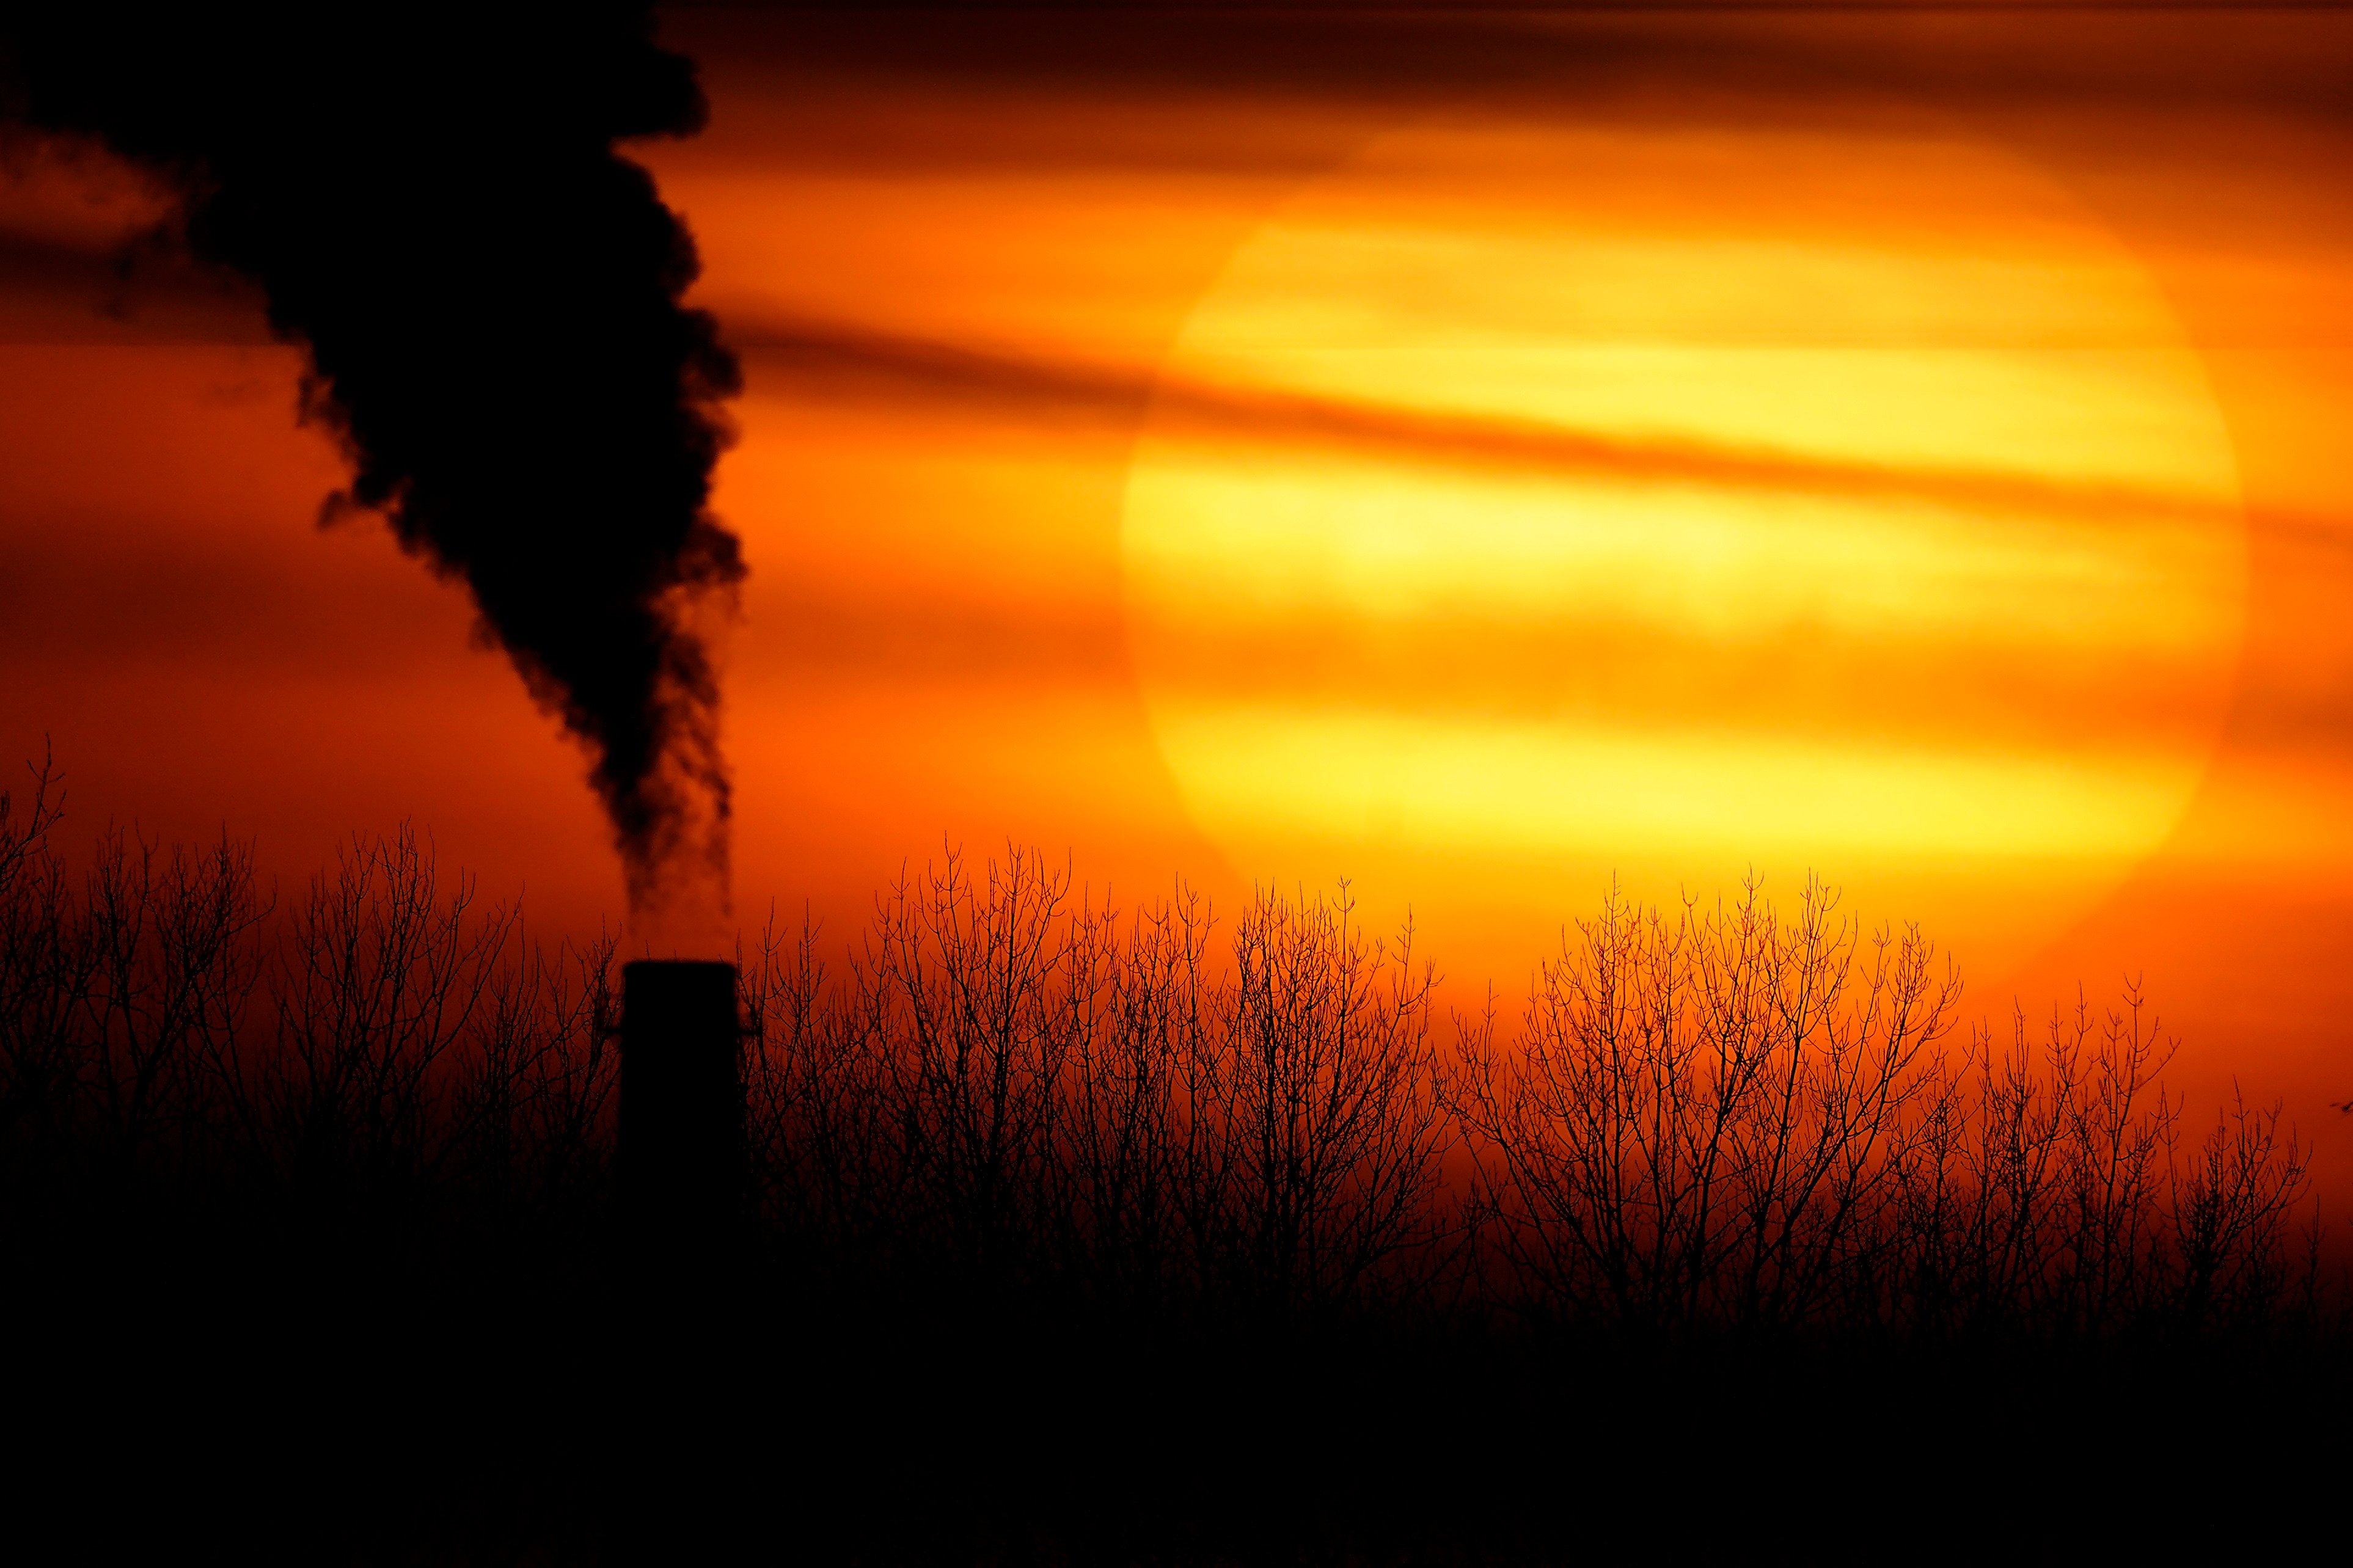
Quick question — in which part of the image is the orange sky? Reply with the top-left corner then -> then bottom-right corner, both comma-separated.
4,7 -> 2352,1185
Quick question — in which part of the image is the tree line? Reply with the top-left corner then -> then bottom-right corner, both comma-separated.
0,754 -> 2325,1341
737,849 -> 2317,1347
2,754 -> 2340,1560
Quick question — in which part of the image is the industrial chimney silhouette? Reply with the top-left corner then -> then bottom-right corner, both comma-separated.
617,960 -> 746,1234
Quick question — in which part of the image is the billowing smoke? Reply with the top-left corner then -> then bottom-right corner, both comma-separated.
0,3 -> 745,921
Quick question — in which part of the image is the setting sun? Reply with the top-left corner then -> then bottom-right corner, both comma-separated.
1125,121 -> 2246,976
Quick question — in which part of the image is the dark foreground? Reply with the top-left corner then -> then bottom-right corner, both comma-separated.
5,793 -> 2349,1560
15,1221 -> 2349,1564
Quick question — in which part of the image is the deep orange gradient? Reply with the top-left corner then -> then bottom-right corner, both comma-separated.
3,9 -> 2351,1193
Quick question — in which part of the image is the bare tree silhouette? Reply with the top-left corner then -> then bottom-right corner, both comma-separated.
1451,877 -> 2315,1342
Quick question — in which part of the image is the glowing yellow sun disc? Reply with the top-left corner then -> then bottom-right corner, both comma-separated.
1120,120 -> 2246,983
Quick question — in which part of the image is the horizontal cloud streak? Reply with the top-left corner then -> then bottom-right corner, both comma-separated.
688,5 -> 2353,166
735,314 -> 2353,556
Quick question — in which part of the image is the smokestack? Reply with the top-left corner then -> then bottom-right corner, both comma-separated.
617,959 -> 746,1235
610,958 -> 747,1558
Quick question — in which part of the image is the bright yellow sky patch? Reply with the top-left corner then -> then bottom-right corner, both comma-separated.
1123,120 -> 2248,974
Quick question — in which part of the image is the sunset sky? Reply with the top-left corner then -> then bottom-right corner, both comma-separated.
4,7 -> 2352,1180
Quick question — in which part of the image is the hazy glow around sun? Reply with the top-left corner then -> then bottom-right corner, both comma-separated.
1120,121 -> 2247,975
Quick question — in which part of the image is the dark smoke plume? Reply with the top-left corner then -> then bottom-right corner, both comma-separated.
0,3 -> 745,914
